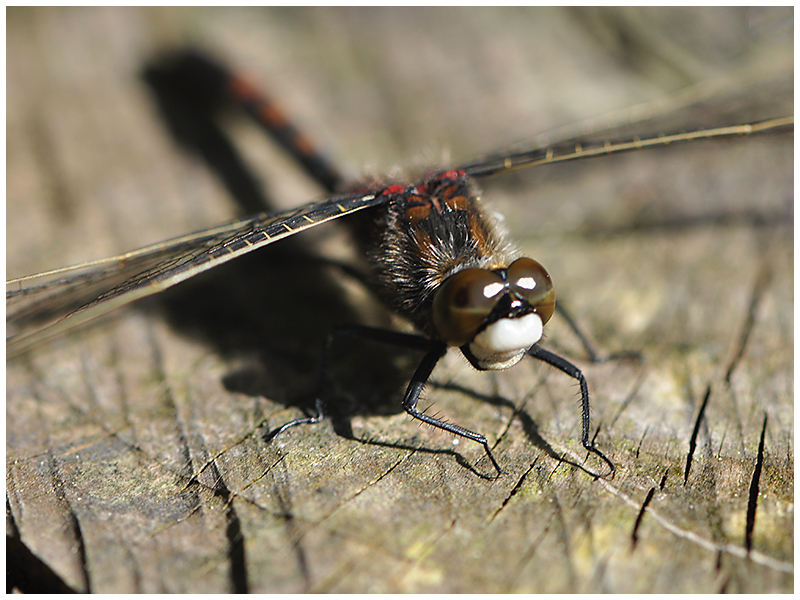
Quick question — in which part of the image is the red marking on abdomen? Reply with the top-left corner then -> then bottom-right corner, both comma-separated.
382,184 -> 407,196
259,103 -> 288,127
228,76 -> 260,101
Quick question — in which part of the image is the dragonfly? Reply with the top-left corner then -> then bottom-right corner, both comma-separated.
7,50 -> 793,476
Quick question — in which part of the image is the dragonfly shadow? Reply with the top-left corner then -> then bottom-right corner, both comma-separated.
430,382 -> 561,459
157,246 -> 419,420
348,435 -> 499,480
144,51 -> 418,431
430,381 -> 612,477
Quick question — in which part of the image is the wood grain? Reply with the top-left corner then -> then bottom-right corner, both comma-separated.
7,7 -> 793,593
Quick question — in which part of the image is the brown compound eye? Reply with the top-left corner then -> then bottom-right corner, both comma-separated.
507,257 -> 555,325
432,268 -> 506,347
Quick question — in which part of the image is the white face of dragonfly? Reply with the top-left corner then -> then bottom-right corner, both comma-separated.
431,257 -> 555,370
468,312 -> 544,370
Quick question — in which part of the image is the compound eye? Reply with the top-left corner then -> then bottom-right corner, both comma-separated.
507,257 -> 555,325
432,268 -> 506,347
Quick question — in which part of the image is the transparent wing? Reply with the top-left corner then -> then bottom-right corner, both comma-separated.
7,191 -> 382,356
461,116 -> 793,178
461,68 -> 793,178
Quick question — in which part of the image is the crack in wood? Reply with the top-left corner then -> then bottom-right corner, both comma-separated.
724,265 -> 772,385
744,413 -> 768,554
683,385 -> 711,484
631,486 -> 656,548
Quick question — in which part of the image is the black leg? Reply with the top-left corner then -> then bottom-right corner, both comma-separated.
267,324 -> 503,476
265,325 -> 434,439
527,344 -> 615,476
401,343 -> 503,476
264,396 -> 326,440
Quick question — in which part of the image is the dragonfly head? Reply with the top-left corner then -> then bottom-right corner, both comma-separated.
431,257 -> 555,370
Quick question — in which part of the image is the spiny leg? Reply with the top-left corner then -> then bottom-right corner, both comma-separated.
266,325 -> 434,439
267,324 -> 503,475
401,343 -> 503,476
527,344 -> 615,476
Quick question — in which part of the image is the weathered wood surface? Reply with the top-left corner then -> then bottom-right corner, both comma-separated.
7,7 -> 793,593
